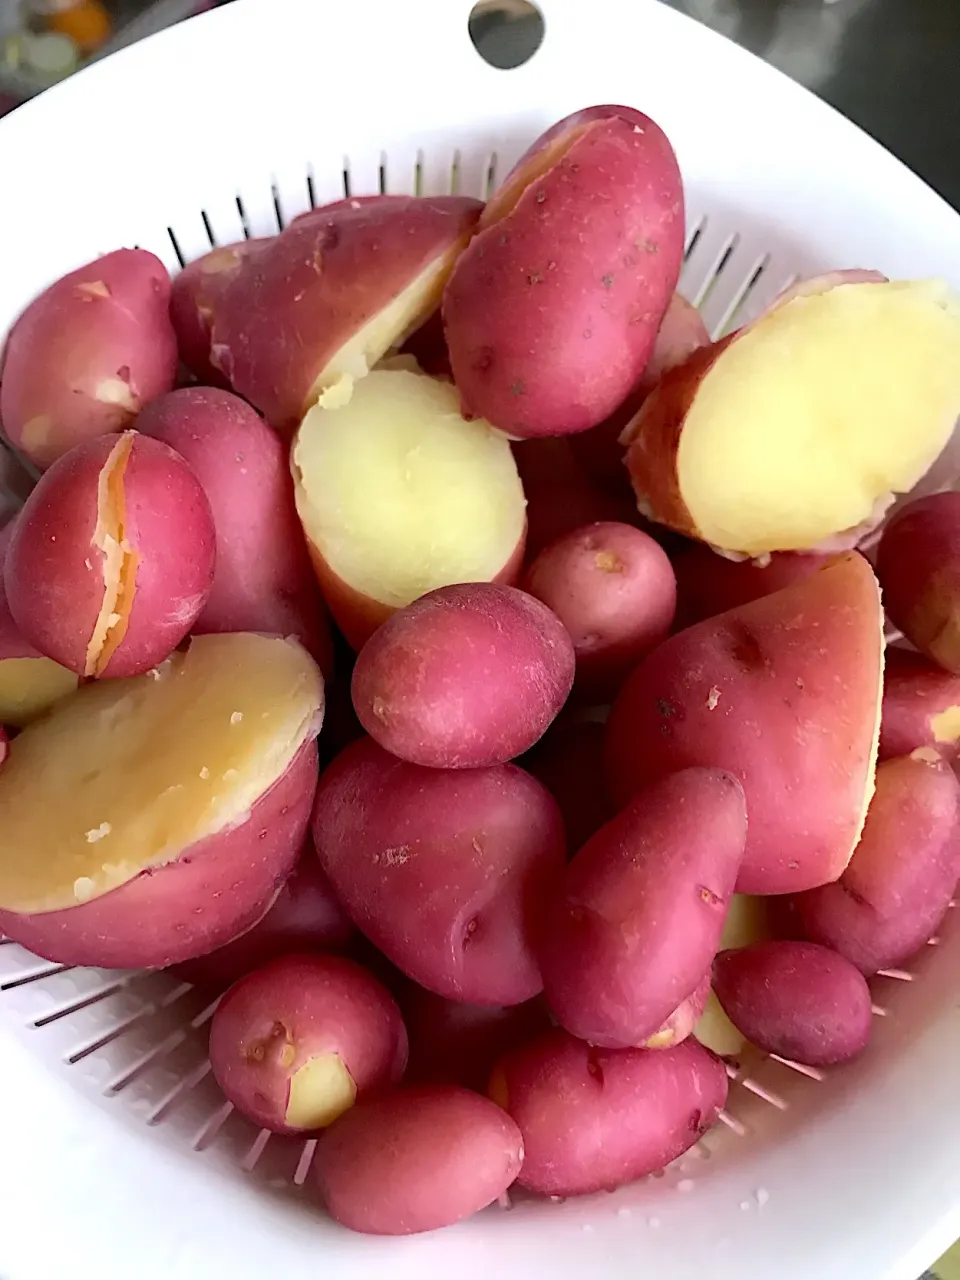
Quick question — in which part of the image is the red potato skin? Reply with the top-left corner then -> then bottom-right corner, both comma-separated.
4,431 -> 216,678
136,388 -> 334,675
210,196 -> 483,431
0,249 -> 178,469
399,308 -> 452,380
521,718 -> 613,852
876,493 -> 960,674
712,941 -> 872,1066
492,1030 -> 727,1196
672,543 -> 829,629
0,740 -> 319,969
351,583 -> 575,769
792,752 -> 960,974
537,769 -> 747,1048
444,106 -> 684,438
169,239 -> 267,385
522,521 -> 677,698
313,1085 -> 524,1235
312,736 -> 567,1005
880,647 -> 960,761
766,269 -> 887,313
172,846 -> 354,989
0,725 -> 7,771
605,553 -> 884,895
208,953 -> 408,1135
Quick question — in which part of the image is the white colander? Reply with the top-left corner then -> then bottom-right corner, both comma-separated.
2,2 -> 960,1277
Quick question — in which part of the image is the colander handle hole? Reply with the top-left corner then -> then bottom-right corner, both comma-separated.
468,0 -> 545,69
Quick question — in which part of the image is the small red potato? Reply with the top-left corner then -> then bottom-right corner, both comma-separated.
313,1085 -> 524,1235
169,239 -> 267,384
209,953 -> 407,1135
880,647 -> 960,761
712,941 -> 872,1066
521,717 -> 613,852
312,736 -> 566,1005
173,846 -> 354,989
4,431 -> 216,679
490,1030 -> 727,1197
136,387 -> 333,674
352,583 -> 574,769
537,768 -> 746,1048
0,633 -> 324,968
876,493 -> 960,673
292,369 -> 526,649
645,973 -> 711,1050
606,553 -> 885,894
210,196 -> 482,431
0,249 -> 178,469
404,990 -> 551,1092
522,521 -> 676,697
444,105 -> 684,438
793,751 -> 960,974
624,279 -> 960,555
672,543 -> 829,628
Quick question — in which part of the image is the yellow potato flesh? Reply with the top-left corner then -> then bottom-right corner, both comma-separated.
678,280 -> 960,554
694,895 -> 772,1057
0,656 -> 78,727
285,1053 -> 357,1130
293,369 -> 526,608
694,992 -> 746,1059
0,633 -> 322,914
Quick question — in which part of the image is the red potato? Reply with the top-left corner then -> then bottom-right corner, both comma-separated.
312,736 -> 566,1005
4,431 -> 215,679
444,105 -> 684,438
352,583 -> 574,769
209,953 -> 407,1135
490,1030 -> 727,1196
712,941 -> 872,1066
537,768 -> 747,1048
522,521 -> 676,697
521,717 -> 613,852
0,633 -> 323,968
209,196 -> 482,431
880,647 -> 960,761
0,249 -> 178,469
168,239 -> 267,384
672,543 -> 829,629
173,847 -> 354,989
624,279 -> 960,555
645,973 -> 711,1050
605,553 -> 885,894
793,751 -> 960,974
135,387 -> 334,674
404,990 -> 551,1092
292,369 -> 526,650
313,1085 -> 524,1235
876,493 -> 960,673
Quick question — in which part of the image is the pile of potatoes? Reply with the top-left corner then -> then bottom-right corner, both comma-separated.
2,101 -> 960,1237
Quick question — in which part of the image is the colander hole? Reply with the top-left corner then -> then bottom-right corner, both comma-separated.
306,169 -> 317,209
692,233 -> 740,311
66,1008 -> 154,1065
32,981 -> 126,1029
234,195 -> 251,239
342,161 -> 352,199
293,1138 -> 318,1186
0,962 -> 70,991
378,154 -> 388,196
271,183 -> 286,231
414,151 -> 425,197
714,253 -> 771,338
105,1027 -> 190,1095
200,210 -> 217,248
684,217 -> 705,261
450,149 -> 462,195
165,226 -> 186,268
484,152 -> 499,200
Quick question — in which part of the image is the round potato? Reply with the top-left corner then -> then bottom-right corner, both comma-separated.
880,647 -> 960,761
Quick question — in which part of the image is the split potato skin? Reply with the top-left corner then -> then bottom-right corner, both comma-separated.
879,647 -> 960,761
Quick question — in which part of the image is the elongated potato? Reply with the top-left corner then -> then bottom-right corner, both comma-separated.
351,583 -> 574,769
0,634 -> 323,968
169,239 -> 267,384
521,718 -> 613,852
292,369 -> 526,649
624,279 -> 960,555
0,249 -> 178,468
713,941 -> 872,1065
313,1085 -> 524,1235
605,553 -> 885,894
312,737 -> 566,1005
880,647 -> 960,761
490,1030 -> 727,1196
210,196 -> 482,431
672,543 -> 828,628
693,893 -> 775,1057
4,431 -> 216,678
444,105 -> 684,438
793,751 -> 960,974
537,768 -> 746,1047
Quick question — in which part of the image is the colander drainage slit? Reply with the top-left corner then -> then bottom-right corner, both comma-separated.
234,194 -> 251,239
0,962 -> 71,991
159,981 -> 195,1008
691,234 -> 740,312
683,217 -> 705,261
65,1006 -> 160,1065
713,253 -> 771,339
271,182 -> 286,231
293,1138 -> 318,1186
716,1109 -> 747,1137
242,1129 -> 272,1173
165,226 -> 186,268
31,980 -> 127,1028
768,1055 -> 825,1082
104,1026 -> 191,1095
192,1099 -> 234,1152
306,169 -> 317,209
200,210 -> 217,248
484,152 -> 499,201
449,149 -> 462,195
342,159 -> 352,199
414,150 -> 425,197
739,1078 -> 788,1111
378,153 -> 388,196
876,968 -> 914,982
190,993 -> 224,1028
147,1057 -> 213,1125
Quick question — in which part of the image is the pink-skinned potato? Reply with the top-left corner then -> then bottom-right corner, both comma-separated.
712,941 -> 872,1066
876,493 -> 960,673
312,736 -> 567,1005
136,387 -> 334,674
522,521 -> 676,698
173,845 -> 354,989
210,196 -> 482,431
490,1030 -> 727,1196
351,583 -> 575,769
880,647 -> 960,761
444,105 -> 684,438
169,239 -> 267,384
672,543 -> 829,629
521,717 -> 613,852
313,1085 -> 524,1235
793,751 -> 960,974
209,953 -> 407,1135
1,249 -> 178,469
0,633 -> 324,968
4,430 -> 215,678
537,768 -> 747,1048
605,553 -> 885,894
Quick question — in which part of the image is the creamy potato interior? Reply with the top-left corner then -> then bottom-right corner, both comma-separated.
0,656 -> 78,727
